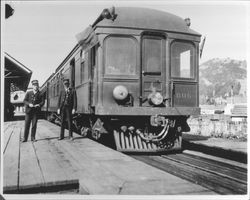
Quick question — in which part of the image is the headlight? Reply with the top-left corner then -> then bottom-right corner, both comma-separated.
113,85 -> 128,101
148,92 -> 163,106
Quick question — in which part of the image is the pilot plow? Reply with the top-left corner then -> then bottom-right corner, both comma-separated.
113,117 -> 184,153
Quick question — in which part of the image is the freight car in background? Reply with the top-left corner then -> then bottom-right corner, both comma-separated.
40,7 -> 201,153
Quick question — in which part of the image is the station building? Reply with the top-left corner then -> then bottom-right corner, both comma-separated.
4,52 -> 32,121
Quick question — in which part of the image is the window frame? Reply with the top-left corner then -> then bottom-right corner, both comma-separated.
170,40 -> 196,80
103,35 -> 138,79
142,35 -> 165,75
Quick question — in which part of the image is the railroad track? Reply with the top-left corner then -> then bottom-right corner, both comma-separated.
132,151 -> 247,194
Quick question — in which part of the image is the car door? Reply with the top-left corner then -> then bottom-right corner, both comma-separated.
141,35 -> 166,106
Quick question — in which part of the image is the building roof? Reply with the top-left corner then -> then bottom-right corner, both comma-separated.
95,7 -> 201,36
231,104 -> 247,117
5,52 -> 32,92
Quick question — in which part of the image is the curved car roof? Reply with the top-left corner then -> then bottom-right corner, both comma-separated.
95,7 -> 201,36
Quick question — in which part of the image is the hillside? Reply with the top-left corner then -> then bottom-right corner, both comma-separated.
199,58 -> 247,102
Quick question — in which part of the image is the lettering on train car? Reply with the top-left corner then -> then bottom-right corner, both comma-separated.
176,92 -> 192,99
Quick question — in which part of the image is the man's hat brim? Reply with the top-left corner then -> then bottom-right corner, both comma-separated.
31,80 -> 39,85
63,79 -> 70,84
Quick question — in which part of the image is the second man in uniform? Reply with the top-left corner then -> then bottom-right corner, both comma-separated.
57,79 -> 77,140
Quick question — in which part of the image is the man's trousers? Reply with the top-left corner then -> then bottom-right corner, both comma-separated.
60,106 -> 73,138
23,111 -> 38,141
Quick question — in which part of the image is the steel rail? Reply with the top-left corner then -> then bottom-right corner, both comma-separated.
161,155 -> 246,185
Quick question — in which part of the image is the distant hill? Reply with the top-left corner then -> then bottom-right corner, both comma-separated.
199,58 -> 247,101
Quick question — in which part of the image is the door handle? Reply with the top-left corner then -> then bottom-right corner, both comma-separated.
142,71 -> 161,76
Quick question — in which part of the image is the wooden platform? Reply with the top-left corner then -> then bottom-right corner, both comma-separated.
3,120 -> 216,195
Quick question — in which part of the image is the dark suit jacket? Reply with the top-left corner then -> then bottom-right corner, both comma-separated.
23,90 -> 44,114
57,87 -> 77,111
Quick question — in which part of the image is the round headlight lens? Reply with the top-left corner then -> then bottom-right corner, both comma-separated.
148,92 -> 163,106
113,85 -> 128,101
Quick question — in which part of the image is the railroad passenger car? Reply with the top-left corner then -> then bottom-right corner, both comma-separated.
40,7 -> 201,152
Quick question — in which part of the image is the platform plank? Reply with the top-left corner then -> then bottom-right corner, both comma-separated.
38,120 -> 79,138
36,119 -> 65,139
3,125 -> 21,193
19,142 -> 45,191
3,123 -> 16,153
100,158 -> 215,194
52,140 -> 124,194
45,131 -> 124,194
35,120 -> 83,179
4,122 -> 12,132
32,138 -> 78,188
119,179 -> 215,195
52,136 -> 213,195
34,121 -> 79,181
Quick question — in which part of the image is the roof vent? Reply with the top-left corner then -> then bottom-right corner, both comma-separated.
184,18 -> 191,27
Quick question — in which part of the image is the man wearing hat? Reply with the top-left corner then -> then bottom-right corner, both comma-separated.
22,80 -> 44,142
57,79 -> 77,140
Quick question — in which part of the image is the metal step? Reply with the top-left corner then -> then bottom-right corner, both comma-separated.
114,130 -> 182,153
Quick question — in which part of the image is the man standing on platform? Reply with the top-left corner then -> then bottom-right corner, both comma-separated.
22,80 -> 44,142
57,79 -> 77,141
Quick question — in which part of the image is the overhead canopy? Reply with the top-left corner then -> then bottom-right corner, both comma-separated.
5,52 -> 32,92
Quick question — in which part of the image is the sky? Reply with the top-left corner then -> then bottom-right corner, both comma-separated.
2,1 -> 249,86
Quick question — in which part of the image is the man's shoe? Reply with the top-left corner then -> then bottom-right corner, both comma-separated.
58,137 -> 64,140
21,139 -> 27,143
31,139 -> 37,142
69,137 -> 74,141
